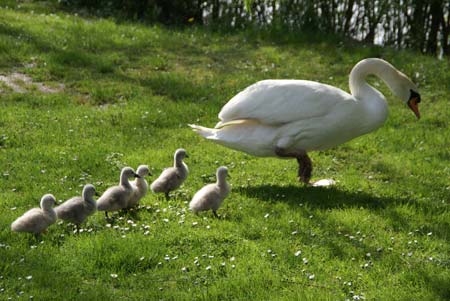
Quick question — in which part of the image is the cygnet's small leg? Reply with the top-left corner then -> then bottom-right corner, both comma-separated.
213,210 -> 219,218
164,192 -> 170,200
104,211 -> 109,219
275,147 -> 312,184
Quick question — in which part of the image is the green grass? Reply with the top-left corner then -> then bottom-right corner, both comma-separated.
1,1 -> 449,300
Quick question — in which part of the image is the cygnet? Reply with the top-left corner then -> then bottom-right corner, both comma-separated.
11,194 -> 57,234
55,184 -> 97,226
127,165 -> 151,208
97,167 -> 140,217
150,149 -> 189,199
189,166 -> 230,218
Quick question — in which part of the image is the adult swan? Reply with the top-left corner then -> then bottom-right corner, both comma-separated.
189,58 -> 421,185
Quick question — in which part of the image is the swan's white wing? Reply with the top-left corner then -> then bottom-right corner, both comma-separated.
218,80 -> 355,126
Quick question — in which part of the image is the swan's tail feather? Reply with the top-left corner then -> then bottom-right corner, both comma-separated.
215,119 -> 260,129
188,124 -> 217,139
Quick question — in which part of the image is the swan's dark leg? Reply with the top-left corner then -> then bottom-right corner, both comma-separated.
275,147 -> 312,184
296,153 -> 312,184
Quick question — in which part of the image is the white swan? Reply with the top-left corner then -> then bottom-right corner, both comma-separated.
127,165 -> 151,208
97,167 -> 140,217
55,184 -> 97,226
189,58 -> 421,184
11,194 -> 57,234
150,149 -> 189,199
189,166 -> 231,218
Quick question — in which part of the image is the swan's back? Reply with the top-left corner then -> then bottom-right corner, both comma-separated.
11,208 -> 56,233
128,178 -> 148,207
189,184 -> 222,212
55,196 -> 96,224
150,166 -> 187,193
97,186 -> 131,211
218,80 -> 355,125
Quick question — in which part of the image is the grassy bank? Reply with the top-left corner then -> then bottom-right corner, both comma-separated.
0,1 -> 449,300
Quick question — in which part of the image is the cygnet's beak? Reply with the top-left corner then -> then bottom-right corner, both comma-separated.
95,192 -> 100,196
185,154 -> 189,158
227,174 -> 231,179
134,173 -> 141,178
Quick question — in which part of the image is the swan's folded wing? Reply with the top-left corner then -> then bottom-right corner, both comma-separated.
217,80 -> 355,126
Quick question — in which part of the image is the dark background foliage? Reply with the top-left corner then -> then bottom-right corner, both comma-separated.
59,0 -> 450,57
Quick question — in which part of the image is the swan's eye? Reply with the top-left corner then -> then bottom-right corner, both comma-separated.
409,89 -> 421,103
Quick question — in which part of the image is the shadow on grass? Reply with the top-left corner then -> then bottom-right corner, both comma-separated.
239,184 -> 449,242
240,184 -> 390,209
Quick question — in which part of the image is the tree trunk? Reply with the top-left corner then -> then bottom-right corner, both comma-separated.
343,0 -> 355,33
426,0 -> 443,55
440,2 -> 450,55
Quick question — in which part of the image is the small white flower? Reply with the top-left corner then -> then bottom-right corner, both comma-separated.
264,213 -> 270,218
110,274 -> 118,279
294,251 -> 301,257
205,265 -> 211,270
427,232 -> 432,236
192,222 -> 198,226
291,230 -> 298,235
308,274 -> 315,280
366,253 -> 371,257
25,275 -> 32,280
302,258 -> 308,264
230,256 -> 235,261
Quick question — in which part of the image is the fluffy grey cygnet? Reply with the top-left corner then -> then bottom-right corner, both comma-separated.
11,194 -> 57,234
97,167 -> 140,217
127,165 -> 151,208
189,166 -> 230,218
150,149 -> 189,199
55,184 -> 97,226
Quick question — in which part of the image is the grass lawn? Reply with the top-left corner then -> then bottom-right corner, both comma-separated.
0,1 -> 449,300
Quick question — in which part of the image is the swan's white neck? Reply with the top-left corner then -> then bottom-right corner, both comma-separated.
349,58 -> 400,100
120,173 -> 131,187
83,191 -> 95,205
135,177 -> 146,187
349,59 -> 398,131
216,173 -> 227,187
175,157 -> 185,168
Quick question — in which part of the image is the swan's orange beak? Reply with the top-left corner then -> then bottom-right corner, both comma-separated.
407,97 -> 420,119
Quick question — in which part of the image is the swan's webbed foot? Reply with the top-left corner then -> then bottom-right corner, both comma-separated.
274,147 -> 312,185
